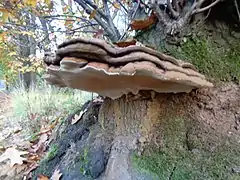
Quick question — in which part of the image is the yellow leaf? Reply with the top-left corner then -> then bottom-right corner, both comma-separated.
8,52 -> 17,56
89,10 -> 97,19
0,8 -> 10,22
24,0 -> 37,7
20,31 -> 34,36
65,18 -> 74,27
113,2 -> 120,9
44,0 -> 51,5
0,32 -> 7,42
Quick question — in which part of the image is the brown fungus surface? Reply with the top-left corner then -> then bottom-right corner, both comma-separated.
43,38 -> 213,99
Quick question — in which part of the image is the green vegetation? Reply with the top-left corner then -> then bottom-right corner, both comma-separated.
169,36 -> 240,82
46,144 -> 58,161
10,82 -> 94,133
79,148 -> 90,175
132,118 -> 240,180
132,146 -> 240,180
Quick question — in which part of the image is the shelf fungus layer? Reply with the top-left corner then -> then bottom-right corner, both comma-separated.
43,37 -> 213,99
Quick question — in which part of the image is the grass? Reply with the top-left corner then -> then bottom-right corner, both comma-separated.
10,81 -> 96,134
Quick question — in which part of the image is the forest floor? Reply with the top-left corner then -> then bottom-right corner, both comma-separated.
0,88 -> 92,180
0,91 -> 31,180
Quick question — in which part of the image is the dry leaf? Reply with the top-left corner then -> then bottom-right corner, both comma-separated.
114,39 -> 136,47
0,147 -> 28,167
37,174 -> 49,180
23,162 -> 39,177
31,133 -> 48,153
89,10 -> 97,19
51,169 -> 62,180
113,2 -> 120,9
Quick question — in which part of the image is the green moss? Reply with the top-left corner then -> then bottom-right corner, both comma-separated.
46,144 -> 58,161
133,145 -> 240,180
132,117 -> 240,180
169,36 -> 240,82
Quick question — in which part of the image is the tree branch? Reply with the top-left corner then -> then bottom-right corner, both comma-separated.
42,15 -> 94,24
193,0 -> 222,14
119,0 -> 140,41
150,3 -> 169,25
234,0 -> 240,22
172,0 -> 180,13
74,0 -> 118,41
82,0 -> 108,20
167,0 -> 179,18
113,0 -> 128,14
103,0 -> 121,40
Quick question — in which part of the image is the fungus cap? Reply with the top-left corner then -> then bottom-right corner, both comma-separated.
43,38 -> 213,99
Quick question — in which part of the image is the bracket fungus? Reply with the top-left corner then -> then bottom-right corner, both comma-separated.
43,37 -> 213,99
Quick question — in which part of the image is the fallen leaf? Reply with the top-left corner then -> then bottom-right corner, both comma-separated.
0,147 -> 28,167
51,169 -> 62,180
37,174 -> 49,180
130,13 -> 157,30
23,162 -> 39,177
30,133 -> 48,153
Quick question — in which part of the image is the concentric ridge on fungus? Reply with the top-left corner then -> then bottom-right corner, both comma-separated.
43,37 -> 213,100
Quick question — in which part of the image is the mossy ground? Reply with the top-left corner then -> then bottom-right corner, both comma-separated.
132,118 -> 240,180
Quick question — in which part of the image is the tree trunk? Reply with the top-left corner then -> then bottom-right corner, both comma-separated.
98,92 -> 192,179
18,13 -> 37,90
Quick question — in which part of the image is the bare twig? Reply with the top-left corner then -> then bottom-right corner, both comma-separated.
74,0 -> 118,41
234,0 -> 240,22
119,0 -> 140,41
115,0 -> 129,14
103,0 -> 121,39
193,0 -> 222,14
82,0 -> 108,20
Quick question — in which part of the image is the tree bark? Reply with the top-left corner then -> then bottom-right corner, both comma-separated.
98,91 -> 192,179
